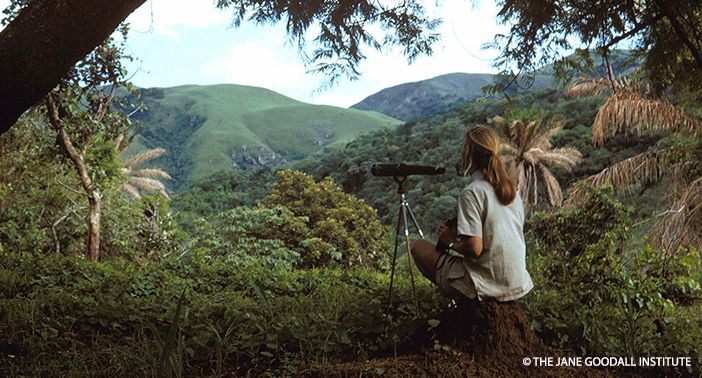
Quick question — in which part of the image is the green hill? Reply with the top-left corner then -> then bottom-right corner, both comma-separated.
124,84 -> 400,190
350,50 -> 638,122
350,72 -> 553,121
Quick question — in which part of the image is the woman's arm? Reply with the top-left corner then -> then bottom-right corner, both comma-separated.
452,236 -> 483,257
437,224 -> 483,257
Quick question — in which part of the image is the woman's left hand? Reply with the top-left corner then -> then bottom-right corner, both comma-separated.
437,223 -> 456,245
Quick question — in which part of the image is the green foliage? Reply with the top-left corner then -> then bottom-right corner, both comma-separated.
170,168 -> 276,227
264,170 -> 392,269
0,251 -> 448,376
190,206 -> 306,269
0,111 -> 181,260
493,1 -> 702,99
524,186 -> 702,372
296,89 -> 659,230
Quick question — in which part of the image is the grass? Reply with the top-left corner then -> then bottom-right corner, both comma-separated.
123,84 -> 401,189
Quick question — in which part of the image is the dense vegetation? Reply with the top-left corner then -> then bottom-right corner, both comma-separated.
1,186 -> 700,376
3,0 -> 702,372
294,88 -> 663,228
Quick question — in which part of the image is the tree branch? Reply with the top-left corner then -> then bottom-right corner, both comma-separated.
657,0 -> 702,71
600,13 -> 665,50
46,89 -> 93,194
0,0 -> 146,135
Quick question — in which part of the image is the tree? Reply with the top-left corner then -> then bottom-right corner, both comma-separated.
491,115 -> 582,208
43,33 -> 134,261
565,76 -> 702,252
494,0 -> 702,97
0,0 -> 440,135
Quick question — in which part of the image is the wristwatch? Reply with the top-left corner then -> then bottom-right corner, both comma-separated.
447,241 -> 456,252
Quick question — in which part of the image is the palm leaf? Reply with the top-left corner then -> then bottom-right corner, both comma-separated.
592,91 -> 702,145
122,183 -> 141,199
651,177 -> 702,252
528,121 -> 563,150
533,147 -> 583,170
129,176 -> 168,197
132,168 -> 172,180
123,147 -> 167,168
566,148 -> 672,205
564,77 -> 634,98
540,164 -> 563,206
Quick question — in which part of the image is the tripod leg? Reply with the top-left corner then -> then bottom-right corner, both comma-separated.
402,203 -> 421,314
386,205 -> 403,310
405,205 -> 425,239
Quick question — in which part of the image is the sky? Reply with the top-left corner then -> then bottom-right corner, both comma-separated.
120,0 -> 508,107
1,0 -> 508,108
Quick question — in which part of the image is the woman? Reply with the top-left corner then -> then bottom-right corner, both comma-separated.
411,125 -> 533,301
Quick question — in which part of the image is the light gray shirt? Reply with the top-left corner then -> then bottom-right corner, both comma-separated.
455,171 -> 533,301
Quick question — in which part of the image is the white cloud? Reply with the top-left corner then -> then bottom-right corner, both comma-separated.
202,41 -> 315,94
195,0 -> 506,107
126,0 -> 229,38
1,0 -> 506,108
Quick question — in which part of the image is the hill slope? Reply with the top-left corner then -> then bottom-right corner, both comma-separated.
125,84 -> 400,190
350,50 -> 638,122
350,72 -> 553,121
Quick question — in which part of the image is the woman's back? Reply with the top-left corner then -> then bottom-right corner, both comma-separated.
458,171 -> 533,301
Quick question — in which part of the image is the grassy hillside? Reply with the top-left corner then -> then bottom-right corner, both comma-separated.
124,84 -> 400,190
351,72 -> 553,121
351,50 -> 638,122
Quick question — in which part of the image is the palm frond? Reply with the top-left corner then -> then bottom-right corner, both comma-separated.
564,77 -> 634,98
123,148 -> 167,168
122,183 -> 141,199
528,121 -> 563,150
132,168 -> 172,180
565,148 -> 672,205
129,176 -> 168,196
651,177 -> 702,252
516,163 -> 528,193
539,164 -> 563,206
533,147 -> 583,170
592,92 -> 702,145
499,143 -> 519,156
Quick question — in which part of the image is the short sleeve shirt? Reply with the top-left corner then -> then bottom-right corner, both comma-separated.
455,171 -> 533,301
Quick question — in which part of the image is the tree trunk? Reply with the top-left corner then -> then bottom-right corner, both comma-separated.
87,190 -> 101,262
47,91 -> 102,261
0,0 -> 146,134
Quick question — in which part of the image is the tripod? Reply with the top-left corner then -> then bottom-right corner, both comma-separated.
386,175 -> 423,313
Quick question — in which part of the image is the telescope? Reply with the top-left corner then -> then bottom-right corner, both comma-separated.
370,163 -> 445,315
370,163 -> 446,177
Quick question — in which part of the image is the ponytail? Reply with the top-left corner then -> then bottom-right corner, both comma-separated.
463,125 -> 517,205
484,154 -> 516,205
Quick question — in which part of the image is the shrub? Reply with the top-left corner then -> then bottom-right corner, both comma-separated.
0,251 -> 448,376
265,170 -> 391,269
524,186 -> 702,375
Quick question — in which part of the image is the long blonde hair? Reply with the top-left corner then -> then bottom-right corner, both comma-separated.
462,125 -> 516,205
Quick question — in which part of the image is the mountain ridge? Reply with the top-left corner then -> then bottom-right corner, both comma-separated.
350,72 -> 554,121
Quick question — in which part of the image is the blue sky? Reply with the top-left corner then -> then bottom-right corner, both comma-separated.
1,0 -> 508,107
120,0 -> 508,107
